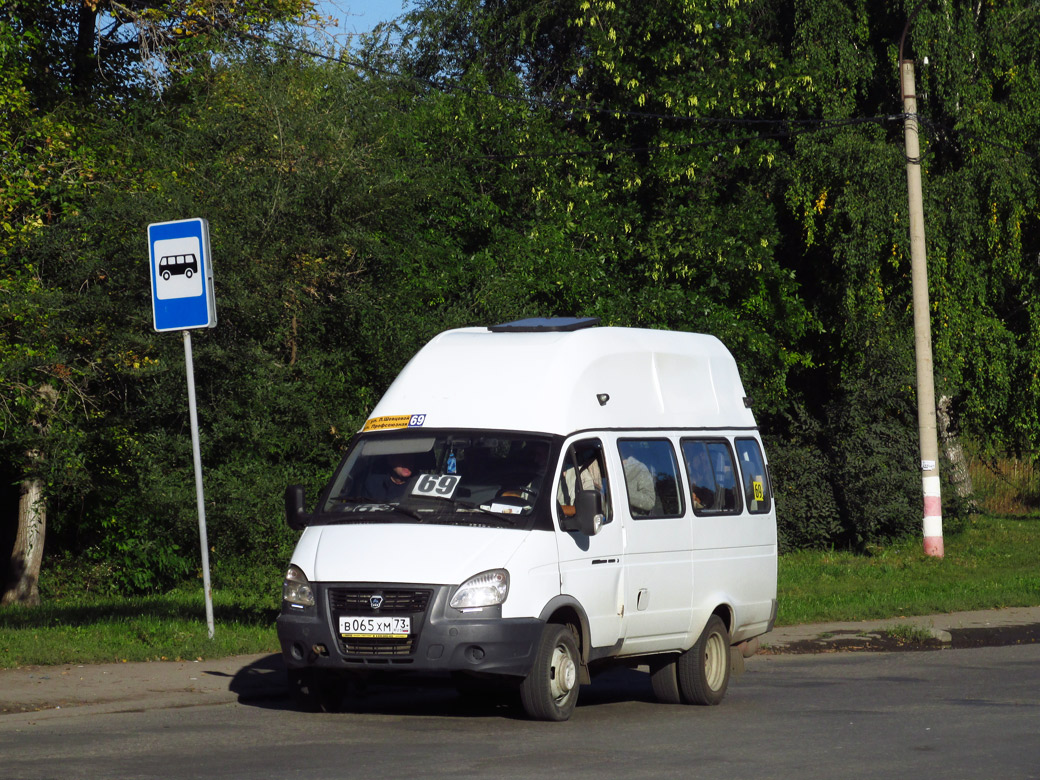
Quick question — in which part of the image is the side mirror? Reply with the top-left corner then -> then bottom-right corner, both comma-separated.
284,484 -> 309,531
573,490 -> 604,536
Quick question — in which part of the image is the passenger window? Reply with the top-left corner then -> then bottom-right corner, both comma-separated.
681,439 -> 741,515
735,438 -> 772,514
617,439 -> 683,518
557,439 -> 612,524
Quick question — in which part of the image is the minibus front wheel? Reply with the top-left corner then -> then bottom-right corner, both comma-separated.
520,623 -> 580,721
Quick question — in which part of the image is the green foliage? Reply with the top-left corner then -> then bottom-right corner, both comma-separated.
0,20 -> 100,500
3,0 -> 1040,595
764,413 -> 841,553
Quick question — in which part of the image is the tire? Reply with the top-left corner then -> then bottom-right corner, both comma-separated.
161,270 -> 171,281
184,268 -> 194,279
288,668 -> 345,713
520,623 -> 581,721
678,614 -> 731,706
649,655 -> 681,704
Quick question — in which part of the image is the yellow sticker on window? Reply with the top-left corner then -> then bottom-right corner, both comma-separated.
362,414 -> 427,432
753,480 -> 765,502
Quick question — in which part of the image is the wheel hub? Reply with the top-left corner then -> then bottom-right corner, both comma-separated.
549,646 -> 577,700
705,632 -> 726,690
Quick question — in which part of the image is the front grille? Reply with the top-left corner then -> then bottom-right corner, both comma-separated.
341,637 -> 416,656
328,588 -> 431,614
327,587 -> 433,658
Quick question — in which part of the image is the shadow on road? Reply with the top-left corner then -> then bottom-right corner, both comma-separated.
226,653 -> 291,707
226,655 -> 658,719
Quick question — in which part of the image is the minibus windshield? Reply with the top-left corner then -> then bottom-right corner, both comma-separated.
321,431 -> 553,525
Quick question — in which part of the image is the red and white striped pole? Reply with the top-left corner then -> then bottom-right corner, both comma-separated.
901,59 -> 944,558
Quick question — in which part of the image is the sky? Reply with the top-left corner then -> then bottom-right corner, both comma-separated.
314,0 -> 410,35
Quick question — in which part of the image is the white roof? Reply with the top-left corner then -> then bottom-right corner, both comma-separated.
363,324 -> 756,435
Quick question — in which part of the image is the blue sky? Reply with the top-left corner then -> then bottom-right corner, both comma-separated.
314,0 -> 410,35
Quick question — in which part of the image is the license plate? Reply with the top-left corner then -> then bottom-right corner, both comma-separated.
339,615 -> 411,637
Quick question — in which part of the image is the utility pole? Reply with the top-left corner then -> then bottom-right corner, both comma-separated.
900,59 -> 944,558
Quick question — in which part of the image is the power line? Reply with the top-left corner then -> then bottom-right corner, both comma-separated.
917,115 -> 1037,163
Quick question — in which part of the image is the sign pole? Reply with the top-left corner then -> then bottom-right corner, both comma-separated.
148,217 -> 218,637
184,330 -> 215,638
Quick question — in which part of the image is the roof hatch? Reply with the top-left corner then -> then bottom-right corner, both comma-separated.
488,317 -> 601,333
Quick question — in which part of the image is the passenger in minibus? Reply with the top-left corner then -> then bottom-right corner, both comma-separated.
622,455 -> 656,515
686,445 -> 716,510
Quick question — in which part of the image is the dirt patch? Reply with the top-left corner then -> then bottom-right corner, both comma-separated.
949,623 -> 1040,649
762,623 -> 1040,655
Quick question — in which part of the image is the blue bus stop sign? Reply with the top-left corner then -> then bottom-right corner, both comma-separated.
148,218 -> 217,332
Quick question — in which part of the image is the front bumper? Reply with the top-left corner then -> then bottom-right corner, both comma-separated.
276,582 -> 543,679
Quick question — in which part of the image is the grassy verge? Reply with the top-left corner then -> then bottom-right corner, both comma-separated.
1,513 -> 1038,668
0,587 -> 280,667
778,513 -> 1040,625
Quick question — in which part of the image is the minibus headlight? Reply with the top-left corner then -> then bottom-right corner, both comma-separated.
450,569 -> 509,609
282,564 -> 315,608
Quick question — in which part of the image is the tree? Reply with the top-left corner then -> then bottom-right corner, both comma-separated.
776,0 -> 1040,527
6,0 -> 1040,598
395,0 -> 1040,544
0,0 -> 321,107
0,18 -> 102,603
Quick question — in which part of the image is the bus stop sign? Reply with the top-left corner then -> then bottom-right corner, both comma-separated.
148,218 -> 217,332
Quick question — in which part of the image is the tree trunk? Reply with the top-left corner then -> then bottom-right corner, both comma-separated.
937,395 -> 975,502
2,468 -> 46,606
72,4 -> 98,98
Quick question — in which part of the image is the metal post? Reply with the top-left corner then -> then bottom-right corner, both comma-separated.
183,330 -> 216,636
901,59 -> 944,558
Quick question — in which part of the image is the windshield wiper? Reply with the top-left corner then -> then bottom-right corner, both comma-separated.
327,495 -> 383,505
453,501 -> 519,527
324,496 -> 425,522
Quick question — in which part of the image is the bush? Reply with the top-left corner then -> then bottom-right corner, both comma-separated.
766,426 -> 842,553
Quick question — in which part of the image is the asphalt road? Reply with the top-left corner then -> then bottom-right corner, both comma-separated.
2,643 -> 1038,780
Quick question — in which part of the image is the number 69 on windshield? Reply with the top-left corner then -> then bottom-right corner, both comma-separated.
411,474 -> 461,499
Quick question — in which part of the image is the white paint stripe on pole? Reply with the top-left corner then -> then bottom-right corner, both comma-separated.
923,515 -> 943,537
184,330 -> 216,639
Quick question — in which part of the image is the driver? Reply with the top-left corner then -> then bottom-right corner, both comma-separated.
364,453 -> 416,502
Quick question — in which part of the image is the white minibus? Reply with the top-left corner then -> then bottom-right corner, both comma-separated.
278,317 -> 777,720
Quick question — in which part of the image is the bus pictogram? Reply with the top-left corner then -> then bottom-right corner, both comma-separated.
158,253 -> 199,281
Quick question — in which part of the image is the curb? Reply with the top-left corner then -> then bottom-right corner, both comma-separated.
760,605 -> 1040,654
3,606 -> 1039,718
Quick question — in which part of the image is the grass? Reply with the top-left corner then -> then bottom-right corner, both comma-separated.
778,513 -> 1040,625
0,587 -> 280,668
965,444 -> 1039,516
1,513 -> 1038,668
883,624 -> 935,644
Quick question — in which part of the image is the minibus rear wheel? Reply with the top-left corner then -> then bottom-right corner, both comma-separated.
649,655 -> 681,704
678,615 -> 731,705
520,623 -> 580,721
